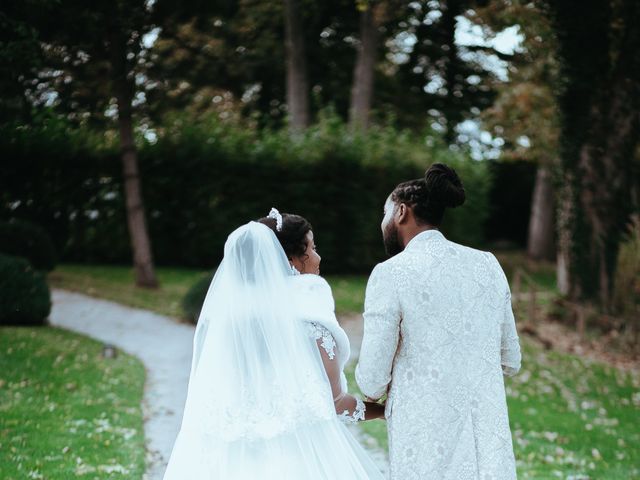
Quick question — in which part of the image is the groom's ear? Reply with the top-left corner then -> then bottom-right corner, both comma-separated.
397,203 -> 410,224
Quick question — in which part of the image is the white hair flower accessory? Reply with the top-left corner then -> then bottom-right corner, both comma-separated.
268,208 -> 283,231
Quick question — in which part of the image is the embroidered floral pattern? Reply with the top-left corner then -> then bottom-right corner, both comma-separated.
356,230 -> 521,480
306,322 -> 337,359
338,397 -> 366,424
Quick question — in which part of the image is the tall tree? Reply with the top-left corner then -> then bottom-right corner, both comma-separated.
0,2 -> 45,124
349,1 -> 382,129
477,1 -> 560,261
28,0 -> 159,287
547,0 -> 640,307
108,11 -> 158,287
148,0 -> 362,127
377,0 -> 499,140
284,0 -> 310,131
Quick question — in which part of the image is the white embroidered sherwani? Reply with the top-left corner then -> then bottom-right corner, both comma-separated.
356,230 -> 521,480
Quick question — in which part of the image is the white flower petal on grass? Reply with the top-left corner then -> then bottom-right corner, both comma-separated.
98,464 -> 130,474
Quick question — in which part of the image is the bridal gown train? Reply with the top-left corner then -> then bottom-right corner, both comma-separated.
163,222 -> 383,480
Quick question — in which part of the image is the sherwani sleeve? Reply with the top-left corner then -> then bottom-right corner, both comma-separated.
355,262 -> 401,400
501,287 -> 521,376
490,254 -> 521,376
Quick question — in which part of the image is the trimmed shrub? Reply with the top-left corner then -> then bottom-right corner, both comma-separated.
1,114 -> 493,273
181,272 -> 214,324
0,254 -> 51,326
0,219 -> 58,271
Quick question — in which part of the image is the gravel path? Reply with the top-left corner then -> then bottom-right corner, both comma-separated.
49,289 -> 388,479
49,290 -> 194,480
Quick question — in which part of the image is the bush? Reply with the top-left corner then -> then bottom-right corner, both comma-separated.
181,272 -> 214,324
1,114 -> 493,273
0,254 -> 51,325
0,219 -> 58,271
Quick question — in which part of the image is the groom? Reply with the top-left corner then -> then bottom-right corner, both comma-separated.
356,163 -> 521,480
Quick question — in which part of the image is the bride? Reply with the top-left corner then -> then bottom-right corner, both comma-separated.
163,210 -> 385,479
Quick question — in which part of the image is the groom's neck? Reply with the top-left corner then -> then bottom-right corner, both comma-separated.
400,224 -> 438,249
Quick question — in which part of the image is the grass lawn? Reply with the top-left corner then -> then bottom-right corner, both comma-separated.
345,341 -> 640,479
49,264 -> 368,316
47,256 -> 640,478
0,327 -> 146,479
49,264 -> 209,319
49,250 -> 551,317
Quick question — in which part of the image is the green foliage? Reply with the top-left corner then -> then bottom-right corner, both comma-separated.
50,264 -> 365,318
45,260 -> 640,478
0,327 -> 146,479
0,3 -> 46,123
181,271 -> 214,323
0,219 -> 57,271
0,254 -> 51,326
477,1 -> 560,166
548,0 -> 640,305
0,114 -> 119,261
29,0 -> 151,126
142,113 -> 493,272
2,114 -> 492,273
385,0 -> 497,140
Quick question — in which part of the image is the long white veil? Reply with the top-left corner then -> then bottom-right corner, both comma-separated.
163,222 -> 383,479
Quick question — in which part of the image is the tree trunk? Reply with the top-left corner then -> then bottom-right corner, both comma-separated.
283,0 -> 309,132
527,164 -> 555,260
575,83 -> 638,308
442,0 -> 462,145
116,101 -> 159,288
556,176 -> 573,296
349,4 -> 379,130
109,31 -> 158,288
549,0 -> 640,308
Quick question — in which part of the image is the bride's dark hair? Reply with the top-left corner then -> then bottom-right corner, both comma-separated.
391,163 -> 465,226
257,213 -> 312,260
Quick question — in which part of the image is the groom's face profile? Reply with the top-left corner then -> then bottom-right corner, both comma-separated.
381,197 -> 403,257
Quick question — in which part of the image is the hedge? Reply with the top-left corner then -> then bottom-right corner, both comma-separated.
0,219 -> 58,271
1,116 -> 493,273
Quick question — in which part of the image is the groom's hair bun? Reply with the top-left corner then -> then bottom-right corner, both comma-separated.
424,163 -> 466,209
391,163 -> 465,226
257,213 -> 312,260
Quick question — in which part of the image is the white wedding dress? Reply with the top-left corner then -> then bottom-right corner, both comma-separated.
163,222 -> 383,480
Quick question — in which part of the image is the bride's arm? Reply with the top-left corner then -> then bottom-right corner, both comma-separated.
310,324 -> 385,422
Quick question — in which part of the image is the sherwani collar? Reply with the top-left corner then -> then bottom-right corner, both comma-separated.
404,229 -> 445,251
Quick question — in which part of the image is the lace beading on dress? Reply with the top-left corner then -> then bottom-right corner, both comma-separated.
307,322 -> 337,359
338,397 -> 366,424
306,321 -> 366,424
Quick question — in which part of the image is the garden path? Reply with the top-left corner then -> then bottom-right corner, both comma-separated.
49,289 -> 388,479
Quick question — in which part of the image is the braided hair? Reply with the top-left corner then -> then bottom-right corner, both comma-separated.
391,163 -> 466,226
